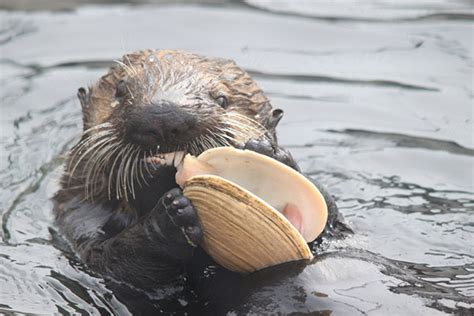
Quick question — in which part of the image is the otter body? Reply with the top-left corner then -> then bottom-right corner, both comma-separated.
53,50 -> 345,314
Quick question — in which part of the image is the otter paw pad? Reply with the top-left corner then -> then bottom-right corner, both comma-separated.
162,188 -> 203,246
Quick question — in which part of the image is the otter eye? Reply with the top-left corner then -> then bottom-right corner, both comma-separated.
115,80 -> 128,98
216,96 -> 229,109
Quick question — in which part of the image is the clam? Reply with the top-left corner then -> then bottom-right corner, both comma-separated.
174,147 -> 328,274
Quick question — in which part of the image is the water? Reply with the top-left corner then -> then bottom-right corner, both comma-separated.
0,0 -> 473,314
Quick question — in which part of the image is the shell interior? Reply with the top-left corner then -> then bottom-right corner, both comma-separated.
179,147 -> 328,242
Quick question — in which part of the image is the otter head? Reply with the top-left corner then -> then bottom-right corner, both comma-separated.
68,50 -> 284,201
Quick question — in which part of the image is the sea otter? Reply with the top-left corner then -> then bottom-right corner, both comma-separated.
53,49 -> 346,314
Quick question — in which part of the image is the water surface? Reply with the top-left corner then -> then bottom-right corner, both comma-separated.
0,0 -> 473,314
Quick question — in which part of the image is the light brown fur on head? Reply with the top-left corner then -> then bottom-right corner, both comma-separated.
78,49 -> 273,131
67,50 -> 283,201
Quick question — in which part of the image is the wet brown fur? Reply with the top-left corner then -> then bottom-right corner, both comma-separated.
79,49 -> 272,130
61,49 -> 277,205
53,50 -> 345,313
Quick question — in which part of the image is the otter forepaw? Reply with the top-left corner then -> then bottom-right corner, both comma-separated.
162,188 -> 203,247
152,188 -> 203,252
239,139 -> 300,171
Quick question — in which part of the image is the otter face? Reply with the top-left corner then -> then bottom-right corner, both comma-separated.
116,52 -> 259,152
66,50 -> 282,200
82,50 -> 275,152
68,50 -> 283,201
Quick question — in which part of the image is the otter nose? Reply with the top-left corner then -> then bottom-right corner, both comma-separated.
125,101 -> 197,148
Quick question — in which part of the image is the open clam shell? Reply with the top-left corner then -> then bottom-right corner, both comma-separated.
176,147 -> 328,274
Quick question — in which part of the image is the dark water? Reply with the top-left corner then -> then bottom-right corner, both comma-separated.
1,0 -> 473,314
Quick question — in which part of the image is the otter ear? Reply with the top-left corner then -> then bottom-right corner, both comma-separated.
266,108 -> 284,130
263,108 -> 284,144
77,87 -> 93,131
77,87 -> 88,108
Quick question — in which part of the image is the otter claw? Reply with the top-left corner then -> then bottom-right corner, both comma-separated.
242,139 -> 300,171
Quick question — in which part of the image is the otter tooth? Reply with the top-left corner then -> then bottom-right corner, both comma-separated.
145,156 -> 166,166
146,151 -> 186,167
163,152 -> 175,166
173,151 -> 186,168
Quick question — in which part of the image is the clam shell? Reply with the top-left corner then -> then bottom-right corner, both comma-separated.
178,147 -> 328,274
183,175 -> 314,274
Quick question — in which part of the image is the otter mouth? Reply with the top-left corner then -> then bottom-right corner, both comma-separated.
145,150 -> 187,169
145,149 -> 306,237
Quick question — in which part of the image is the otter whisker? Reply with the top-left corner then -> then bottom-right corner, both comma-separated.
215,127 -> 242,142
143,150 -> 155,175
212,132 -> 231,147
114,59 -> 132,74
127,149 -> 134,199
217,116 -> 268,144
126,85 -> 135,100
68,132 -> 116,185
201,135 -> 210,151
115,58 -> 138,77
125,144 -> 140,200
81,122 -> 114,135
122,144 -> 133,200
134,148 -> 143,189
121,145 -> 132,200
213,127 -> 233,144
205,133 -> 223,149
66,123 -> 121,200
129,146 -> 142,198
117,144 -> 129,200
138,151 -> 150,187
205,128 -> 229,147
199,134 -> 211,151
69,127 -> 114,155
84,136 -> 118,199
210,134 -> 222,147
89,138 -> 123,198
124,54 -> 140,77
193,139 -> 203,155
91,137 -> 122,177
109,143 -> 126,200
120,143 -> 135,201
223,111 -> 267,137
186,139 -> 198,156
223,121 -> 264,138
192,139 -> 200,156
76,137 -> 115,173
68,127 -> 114,171
83,135 -> 117,178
